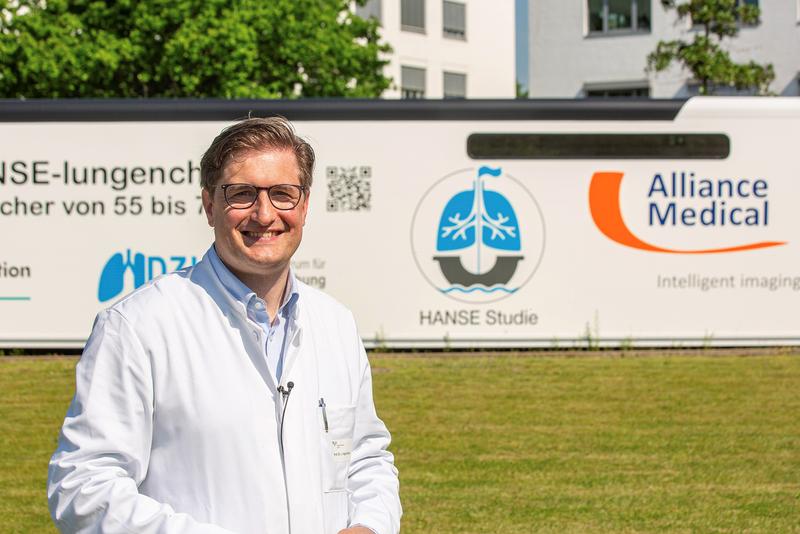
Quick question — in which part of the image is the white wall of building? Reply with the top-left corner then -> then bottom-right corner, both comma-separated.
361,0 -> 516,98
528,0 -> 800,98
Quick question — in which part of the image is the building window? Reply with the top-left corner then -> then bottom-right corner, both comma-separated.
401,66 -> 426,98
443,71 -> 466,98
443,1 -> 466,39
401,0 -> 425,33
686,81 -> 755,96
584,81 -> 649,97
586,87 -> 649,98
588,0 -> 650,34
690,0 -> 759,28
356,0 -> 382,23
737,0 -> 759,24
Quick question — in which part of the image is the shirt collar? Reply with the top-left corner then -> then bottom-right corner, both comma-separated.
208,245 -> 299,318
281,272 -> 300,319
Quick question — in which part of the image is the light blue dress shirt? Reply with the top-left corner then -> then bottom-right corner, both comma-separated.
208,246 -> 299,382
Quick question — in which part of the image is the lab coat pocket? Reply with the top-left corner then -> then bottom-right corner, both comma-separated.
320,403 -> 356,492
323,489 -> 349,534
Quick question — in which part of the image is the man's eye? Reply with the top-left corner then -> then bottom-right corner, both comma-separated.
230,188 -> 255,200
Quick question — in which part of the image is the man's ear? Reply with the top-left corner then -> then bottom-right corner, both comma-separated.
201,188 -> 214,227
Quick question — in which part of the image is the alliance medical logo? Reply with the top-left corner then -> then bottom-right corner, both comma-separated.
411,166 -> 545,303
589,170 -> 787,253
98,250 -> 197,302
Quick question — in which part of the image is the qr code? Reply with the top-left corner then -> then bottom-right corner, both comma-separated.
326,166 -> 371,212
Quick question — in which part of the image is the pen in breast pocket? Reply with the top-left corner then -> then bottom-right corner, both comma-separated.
318,398 -> 329,432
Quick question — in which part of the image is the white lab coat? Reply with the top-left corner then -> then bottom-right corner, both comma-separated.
47,251 -> 401,534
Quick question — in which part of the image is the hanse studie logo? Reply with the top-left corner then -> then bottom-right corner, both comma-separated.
411,166 -> 545,303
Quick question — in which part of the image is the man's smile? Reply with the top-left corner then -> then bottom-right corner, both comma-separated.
242,229 -> 283,243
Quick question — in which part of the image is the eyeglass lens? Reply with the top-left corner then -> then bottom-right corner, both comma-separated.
224,184 -> 302,210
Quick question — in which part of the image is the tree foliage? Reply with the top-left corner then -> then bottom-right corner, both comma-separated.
0,0 -> 391,98
646,0 -> 774,95
515,81 -> 529,99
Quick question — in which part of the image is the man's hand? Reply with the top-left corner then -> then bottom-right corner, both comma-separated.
337,527 -> 374,534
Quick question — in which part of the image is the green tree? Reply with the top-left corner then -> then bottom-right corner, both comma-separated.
515,81 -> 529,99
0,0 -> 391,98
646,0 -> 774,95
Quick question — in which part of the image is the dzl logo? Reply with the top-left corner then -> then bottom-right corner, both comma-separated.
410,166 -> 545,303
98,250 -> 197,302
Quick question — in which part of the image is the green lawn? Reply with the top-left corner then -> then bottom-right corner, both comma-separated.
2,353 -> 799,533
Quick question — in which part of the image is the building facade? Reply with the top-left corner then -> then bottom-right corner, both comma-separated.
357,0 -> 515,98
527,0 -> 800,97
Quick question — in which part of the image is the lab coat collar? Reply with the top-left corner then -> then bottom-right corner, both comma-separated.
190,247 -> 306,388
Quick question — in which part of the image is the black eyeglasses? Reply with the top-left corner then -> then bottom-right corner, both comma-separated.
219,183 -> 306,210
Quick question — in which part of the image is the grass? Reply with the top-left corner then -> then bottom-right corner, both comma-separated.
2,353 -> 799,533
0,358 -> 75,533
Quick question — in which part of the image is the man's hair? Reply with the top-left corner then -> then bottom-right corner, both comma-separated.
200,116 -> 315,191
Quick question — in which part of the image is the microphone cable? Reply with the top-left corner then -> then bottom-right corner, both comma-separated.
277,381 -> 295,533
277,381 -> 295,456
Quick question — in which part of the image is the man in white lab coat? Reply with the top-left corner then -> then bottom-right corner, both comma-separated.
47,118 -> 401,534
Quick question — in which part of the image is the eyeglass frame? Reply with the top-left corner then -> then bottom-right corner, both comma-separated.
218,183 -> 307,210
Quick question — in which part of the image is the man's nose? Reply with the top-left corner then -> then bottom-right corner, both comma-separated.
250,190 -> 276,223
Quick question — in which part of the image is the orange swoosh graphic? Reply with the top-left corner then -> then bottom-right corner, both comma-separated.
589,171 -> 786,254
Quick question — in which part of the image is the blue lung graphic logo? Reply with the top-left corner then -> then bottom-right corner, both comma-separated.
98,250 -> 146,302
410,165 -> 545,303
98,250 -> 197,302
433,166 -> 524,294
